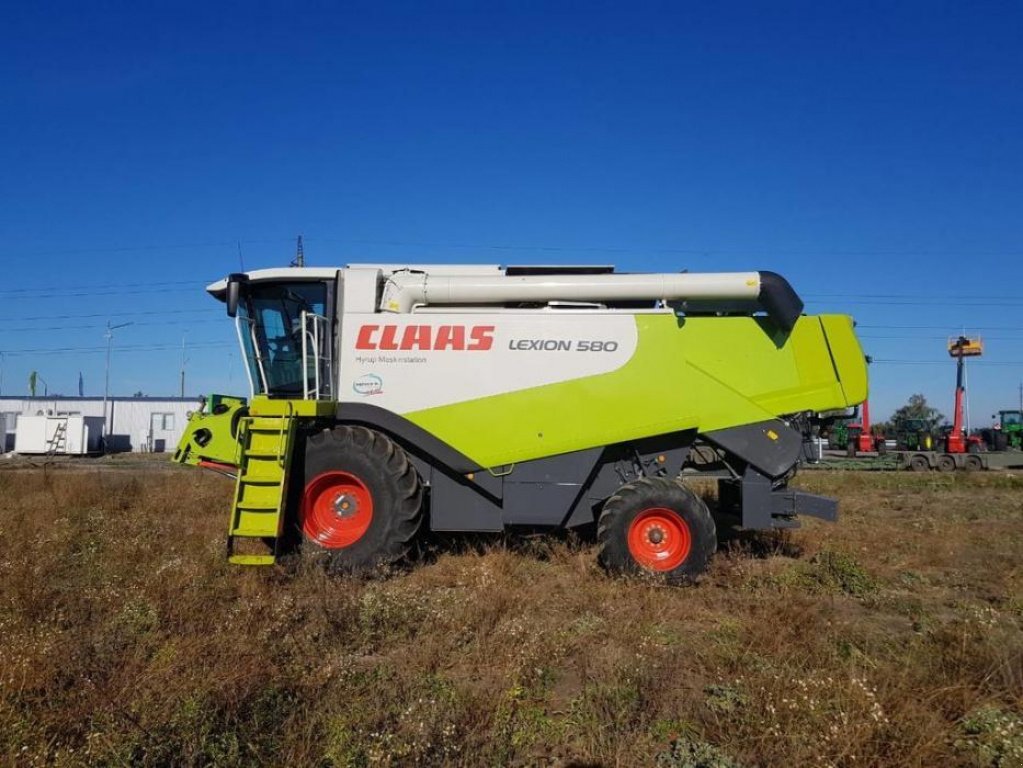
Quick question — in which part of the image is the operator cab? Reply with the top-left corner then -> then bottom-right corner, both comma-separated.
209,268 -> 339,400
999,411 -> 1022,427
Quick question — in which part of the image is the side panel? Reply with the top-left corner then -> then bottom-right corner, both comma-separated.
338,312 -> 639,412
403,314 -> 865,467
422,437 -> 693,531
819,315 -> 869,405
501,447 -> 604,526
423,449 -> 609,532
337,309 -> 866,469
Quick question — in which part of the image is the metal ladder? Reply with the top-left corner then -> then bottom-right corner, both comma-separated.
47,420 -> 67,455
226,404 -> 296,565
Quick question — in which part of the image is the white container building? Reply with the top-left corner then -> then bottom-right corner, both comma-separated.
0,396 -> 199,453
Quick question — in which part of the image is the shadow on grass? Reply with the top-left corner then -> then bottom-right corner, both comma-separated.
712,515 -> 805,560
421,523 -> 597,565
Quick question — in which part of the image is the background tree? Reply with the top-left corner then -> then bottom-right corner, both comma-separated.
888,394 -> 945,431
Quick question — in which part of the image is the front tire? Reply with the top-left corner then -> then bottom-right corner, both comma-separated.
597,477 -> 716,584
300,426 -> 423,573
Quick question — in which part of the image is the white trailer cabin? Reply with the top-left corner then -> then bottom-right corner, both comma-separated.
0,396 -> 200,453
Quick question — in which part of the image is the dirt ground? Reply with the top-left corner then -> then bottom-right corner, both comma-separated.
1,464 -> 1021,767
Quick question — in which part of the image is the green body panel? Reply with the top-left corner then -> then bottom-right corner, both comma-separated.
818,315 -> 868,405
248,396 -> 335,418
405,313 -> 867,468
172,394 -> 246,467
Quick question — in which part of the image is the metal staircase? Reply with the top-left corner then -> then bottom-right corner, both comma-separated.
227,404 -> 296,565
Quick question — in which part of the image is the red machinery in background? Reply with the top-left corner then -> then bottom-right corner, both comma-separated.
846,399 -> 886,456
946,336 -> 984,454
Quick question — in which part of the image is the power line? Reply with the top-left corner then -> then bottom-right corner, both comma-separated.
2,237 -> 291,259
861,334 -> 1023,341
309,236 -> 1023,259
858,324 -> 1023,331
2,287 -> 201,300
6,318 -> 228,333
1,341 -> 234,357
4,234 -> 1023,260
0,308 -> 219,322
807,298 -> 1023,307
0,279 -> 203,295
809,292 -> 1023,301
872,359 -> 1023,366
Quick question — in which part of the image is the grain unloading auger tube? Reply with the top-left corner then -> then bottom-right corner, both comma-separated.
174,263 -> 868,582
377,269 -> 804,331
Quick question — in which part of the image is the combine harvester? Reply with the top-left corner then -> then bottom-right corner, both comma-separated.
173,264 -> 867,582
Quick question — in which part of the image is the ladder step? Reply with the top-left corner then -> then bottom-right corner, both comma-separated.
245,417 -> 290,431
229,554 -> 277,566
231,517 -> 280,536
239,474 -> 282,484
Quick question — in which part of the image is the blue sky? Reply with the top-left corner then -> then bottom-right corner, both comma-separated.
1,1 -> 1021,425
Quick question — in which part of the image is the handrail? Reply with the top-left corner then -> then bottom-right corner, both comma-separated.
235,315 -> 257,398
238,316 -> 269,394
301,311 -> 310,399
277,401 -> 292,467
300,311 -> 333,400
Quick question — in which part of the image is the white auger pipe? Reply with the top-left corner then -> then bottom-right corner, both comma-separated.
380,271 -> 763,314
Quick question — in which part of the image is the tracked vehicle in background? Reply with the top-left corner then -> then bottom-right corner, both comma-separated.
173,264 -> 868,583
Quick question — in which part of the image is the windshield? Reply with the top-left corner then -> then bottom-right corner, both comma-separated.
238,281 -> 329,397
1002,411 -> 1022,426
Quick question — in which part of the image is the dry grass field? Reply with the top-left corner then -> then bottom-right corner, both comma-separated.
1,463 -> 1022,767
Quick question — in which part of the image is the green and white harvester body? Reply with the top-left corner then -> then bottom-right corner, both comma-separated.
174,264 -> 867,582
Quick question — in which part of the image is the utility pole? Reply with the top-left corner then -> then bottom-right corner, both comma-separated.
0,351 -> 4,396
179,334 -> 188,398
103,321 -> 133,448
291,234 -> 305,267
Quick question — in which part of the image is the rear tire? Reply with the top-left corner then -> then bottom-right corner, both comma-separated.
597,476 -> 716,584
910,454 -> 930,472
300,426 -> 423,574
937,454 -> 956,472
964,455 -> 983,472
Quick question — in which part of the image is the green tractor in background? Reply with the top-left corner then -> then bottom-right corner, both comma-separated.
825,420 -> 850,451
980,411 -> 1023,452
893,418 -> 937,452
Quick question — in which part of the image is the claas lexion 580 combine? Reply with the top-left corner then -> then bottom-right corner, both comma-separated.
173,264 -> 867,583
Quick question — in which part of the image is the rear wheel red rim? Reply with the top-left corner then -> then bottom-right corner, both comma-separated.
627,507 -> 691,571
301,471 -> 374,548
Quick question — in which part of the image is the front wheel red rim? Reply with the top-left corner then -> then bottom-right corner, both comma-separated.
627,507 -> 692,571
301,471 -> 374,548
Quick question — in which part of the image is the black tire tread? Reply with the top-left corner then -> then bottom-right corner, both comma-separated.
596,476 -> 716,585
303,425 -> 423,573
